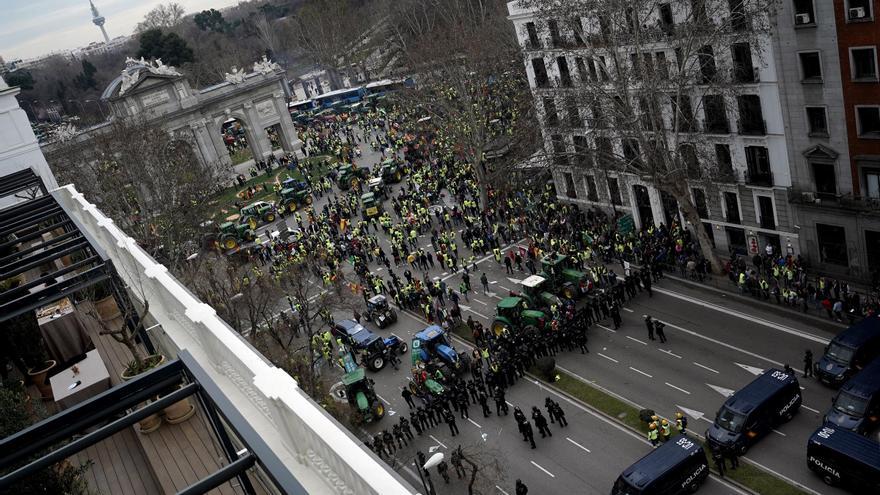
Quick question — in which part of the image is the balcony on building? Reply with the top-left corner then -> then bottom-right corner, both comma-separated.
0,168 -> 413,495
788,188 -> 880,212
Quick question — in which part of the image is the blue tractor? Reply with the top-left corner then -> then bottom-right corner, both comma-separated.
411,325 -> 470,375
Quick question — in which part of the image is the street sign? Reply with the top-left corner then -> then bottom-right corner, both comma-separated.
617,214 -> 635,235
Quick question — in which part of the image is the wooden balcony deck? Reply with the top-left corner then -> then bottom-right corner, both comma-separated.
65,303 -> 264,495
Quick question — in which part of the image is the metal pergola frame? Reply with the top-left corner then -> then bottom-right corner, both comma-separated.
0,169 -> 111,322
0,351 -> 302,494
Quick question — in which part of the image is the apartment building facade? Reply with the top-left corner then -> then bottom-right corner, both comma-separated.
508,0 -> 807,259
778,0 -> 880,280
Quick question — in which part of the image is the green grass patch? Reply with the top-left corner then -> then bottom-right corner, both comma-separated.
450,322 -> 808,495
229,148 -> 252,165
208,155 -> 336,220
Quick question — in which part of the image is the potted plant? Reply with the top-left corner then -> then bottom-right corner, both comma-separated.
92,297 -> 195,431
6,311 -> 56,400
89,281 -> 122,322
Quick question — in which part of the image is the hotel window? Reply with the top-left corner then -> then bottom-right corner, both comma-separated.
806,106 -> 828,136
856,106 -> 880,138
798,51 -> 823,82
850,47 -> 878,81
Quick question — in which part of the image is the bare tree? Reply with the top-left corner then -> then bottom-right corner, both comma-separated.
516,0 -> 775,271
136,2 -> 186,33
383,0 -> 540,207
48,115 -> 226,272
284,0 -> 379,89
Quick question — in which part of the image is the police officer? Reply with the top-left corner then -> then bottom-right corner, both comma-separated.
711,446 -> 726,477
445,408 -> 460,436
478,390 -> 492,418
644,315 -> 656,341
532,406 -> 552,438
523,419 -> 536,449
654,320 -> 667,344
803,349 -> 814,378
516,479 -> 528,495
553,400 -> 568,427
401,387 -> 415,408
437,459 -> 450,484
545,397 -> 557,424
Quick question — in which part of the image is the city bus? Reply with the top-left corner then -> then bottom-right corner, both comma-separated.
312,86 -> 366,109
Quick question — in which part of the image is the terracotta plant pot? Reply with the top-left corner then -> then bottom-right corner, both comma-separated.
94,295 -> 122,322
162,391 -> 196,424
27,360 -> 56,400
121,355 -> 166,434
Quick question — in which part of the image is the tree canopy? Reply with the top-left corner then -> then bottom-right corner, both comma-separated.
137,28 -> 195,67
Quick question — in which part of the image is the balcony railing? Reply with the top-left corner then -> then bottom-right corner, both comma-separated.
788,189 -> 880,212
738,119 -> 767,136
53,185 -> 414,495
745,169 -> 773,187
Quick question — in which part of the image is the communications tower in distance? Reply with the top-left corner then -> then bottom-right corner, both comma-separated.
90,0 -> 110,43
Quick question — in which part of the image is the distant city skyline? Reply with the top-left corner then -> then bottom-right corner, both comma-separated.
0,0 -> 241,61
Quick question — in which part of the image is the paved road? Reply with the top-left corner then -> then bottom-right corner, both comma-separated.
245,123 -> 845,494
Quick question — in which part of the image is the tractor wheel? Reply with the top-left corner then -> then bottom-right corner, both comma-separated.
285,201 -> 296,213
243,230 -> 255,242
563,286 -> 576,300
370,355 -> 385,371
394,171 -> 402,182
264,212 -> 276,223
398,342 -> 408,354
245,216 -> 257,230
350,177 -> 360,189
305,195 -> 313,205
373,402 -> 386,419
221,235 -> 238,250
491,320 -> 506,336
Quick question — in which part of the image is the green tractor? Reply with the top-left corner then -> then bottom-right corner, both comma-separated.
514,274 -> 563,312
277,180 -> 313,213
367,177 -> 386,199
361,192 -> 382,220
208,221 -> 256,251
379,159 -> 403,183
540,254 -> 590,300
239,201 -> 277,230
490,296 -> 547,337
342,368 -> 385,424
337,164 -> 370,190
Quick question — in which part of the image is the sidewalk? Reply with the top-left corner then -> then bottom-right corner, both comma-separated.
604,258 -> 858,331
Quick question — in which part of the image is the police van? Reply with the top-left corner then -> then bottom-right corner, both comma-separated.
814,316 -> 880,387
705,368 -> 801,455
825,356 -> 880,434
807,424 -> 880,490
610,435 -> 709,495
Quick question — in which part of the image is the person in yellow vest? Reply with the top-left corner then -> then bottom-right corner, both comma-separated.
648,422 -> 659,447
493,247 -> 502,263
660,419 -> 672,441
675,412 -> 688,433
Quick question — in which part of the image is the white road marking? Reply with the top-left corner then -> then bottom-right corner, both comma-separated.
675,404 -> 706,422
629,366 -> 653,378
429,434 -> 448,449
463,307 -> 490,319
664,321 -> 799,372
498,285 -> 512,292
565,437 -> 591,453
496,486 -> 510,495
468,418 -> 483,428
693,362 -> 720,374
622,307 -> 634,313
654,287 -> 830,344
598,324 -> 616,333
772,429 -> 787,437
505,400 -> 515,407
473,298 -> 488,305
734,362 -> 764,376
530,461 -> 556,478
490,280 -> 498,284
659,349 -> 682,359
626,336 -> 648,346
376,394 -> 391,405
707,383 -> 736,398
665,382 -> 691,395
598,353 -> 619,363
802,405 -> 821,414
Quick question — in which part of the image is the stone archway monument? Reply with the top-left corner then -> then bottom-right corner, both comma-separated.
96,56 -> 300,172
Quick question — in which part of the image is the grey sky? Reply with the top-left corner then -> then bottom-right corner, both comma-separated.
1,0 -> 242,61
